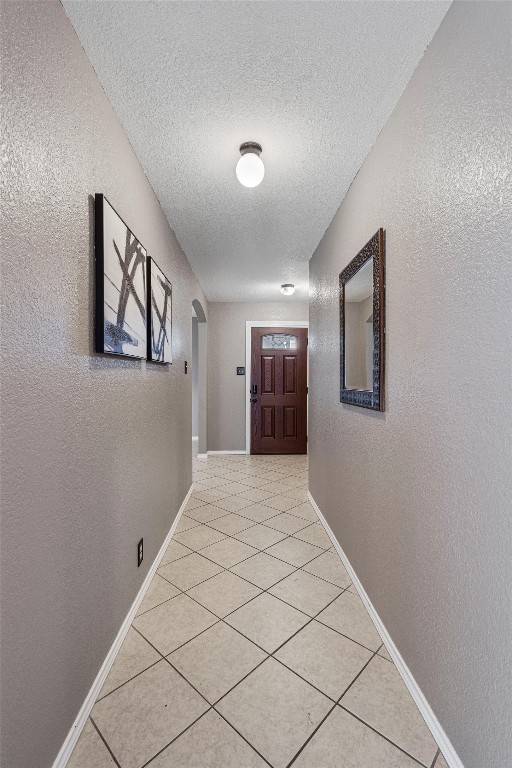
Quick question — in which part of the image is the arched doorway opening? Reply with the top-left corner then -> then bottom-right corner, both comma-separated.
192,299 -> 207,457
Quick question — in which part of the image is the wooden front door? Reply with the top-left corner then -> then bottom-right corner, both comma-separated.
250,327 -> 308,454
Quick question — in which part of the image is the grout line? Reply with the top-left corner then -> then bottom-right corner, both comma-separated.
158,525 -> 347,630
94,620 -> 214,703
192,469 -> 299,485
94,658 -> 163,702
312,616 -> 383,655
430,748 -> 441,768
211,709 -> 275,768
127,626 -> 215,714
139,548 -> 374,664
134,589 -> 183,618
284,648 -> 380,768
142,498 -> 373,653
213,590 -> 347,708
192,471 -> 308,488
140,709 -> 213,767
285,701 -> 339,768
200,592 -> 359,767
157,561 -> 229,594
192,468 -> 308,486
337,704 -> 431,768
211,542 -> 344,621
187,484 -> 408,680
182,578 -> 262,622
171,516 -> 319,576
132,617 -> 220,663
268,588 -> 350,654
271,655 -> 338,704
158,545 -> 195,566
208,650 -> 271,708
142,538 -> 342,666
164,656 -> 212,706
298,567 -> 352,591
206,518 -> 261,536
337,648 -> 380,700
89,716 -> 122,767
259,518 -> 315,536
182,509 -> 233,525
175,522 -> 203,534
79,457 -> 320,767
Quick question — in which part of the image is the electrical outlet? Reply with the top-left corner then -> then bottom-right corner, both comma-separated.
137,538 -> 143,567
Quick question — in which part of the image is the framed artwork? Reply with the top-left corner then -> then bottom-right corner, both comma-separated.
339,228 -> 385,411
147,257 -> 172,364
95,194 -> 147,358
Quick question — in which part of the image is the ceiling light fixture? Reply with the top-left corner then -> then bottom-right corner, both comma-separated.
236,142 -> 264,188
280,284 -> 295,296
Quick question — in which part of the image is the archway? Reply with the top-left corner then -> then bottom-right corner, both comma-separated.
192,299 -> 207,457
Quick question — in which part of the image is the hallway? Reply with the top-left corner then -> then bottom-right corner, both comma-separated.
69,454 -> 445,768
2,2 -> 511,766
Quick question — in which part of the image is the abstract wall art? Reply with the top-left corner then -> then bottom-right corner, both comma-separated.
95,194 -> 147,358
147,257 -> 172,364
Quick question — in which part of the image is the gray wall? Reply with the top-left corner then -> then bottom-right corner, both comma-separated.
0,3 -> 207,767
309,3 -> 512,768
208,302 -> 309,451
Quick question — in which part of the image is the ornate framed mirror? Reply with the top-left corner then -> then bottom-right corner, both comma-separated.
339,228 -> 385,411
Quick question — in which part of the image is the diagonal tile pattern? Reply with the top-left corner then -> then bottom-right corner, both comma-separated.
216,657 -> 332,768
148,709 -> 268,767
341,655 -> 438,766
69,453 -> 443,768
169,622 -> 266,703
92,661 -> 209,768
66,720 -> 116,768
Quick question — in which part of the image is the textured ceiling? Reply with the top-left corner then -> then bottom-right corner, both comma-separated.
64,1 -> 449,302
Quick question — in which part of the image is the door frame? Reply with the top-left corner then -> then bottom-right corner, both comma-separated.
245,320 -> 309,455
192,299 -> 207,458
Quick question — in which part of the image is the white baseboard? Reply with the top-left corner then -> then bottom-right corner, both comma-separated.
308,491 -> 464,768
196,453 -> 208,459
207,450 -> 248,455
52,485 -> 193,768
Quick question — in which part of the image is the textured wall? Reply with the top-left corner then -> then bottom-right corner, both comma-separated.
0,3 -> 207,767
208,302 -> 309,451
309,3 -> 512,768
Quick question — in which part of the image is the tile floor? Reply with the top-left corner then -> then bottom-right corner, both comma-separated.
68,453 -> 449,768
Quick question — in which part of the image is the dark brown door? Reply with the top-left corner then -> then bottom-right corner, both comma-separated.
250,327 -> 308,454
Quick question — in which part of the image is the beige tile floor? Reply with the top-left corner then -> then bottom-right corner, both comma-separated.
68,453 -> 449,768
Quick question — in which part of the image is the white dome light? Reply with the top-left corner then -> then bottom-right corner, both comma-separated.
236,142 -> 264,188
280,284 -> 295,296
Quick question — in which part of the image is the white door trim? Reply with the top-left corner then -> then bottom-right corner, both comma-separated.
245,320 -> 309,455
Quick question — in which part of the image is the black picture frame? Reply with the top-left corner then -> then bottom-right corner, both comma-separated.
339,228 -> 385,411
95,194 -> 147,359
147,256 -> 173,364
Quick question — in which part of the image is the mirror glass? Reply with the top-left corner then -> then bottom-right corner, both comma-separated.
344,257 -> 373,391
